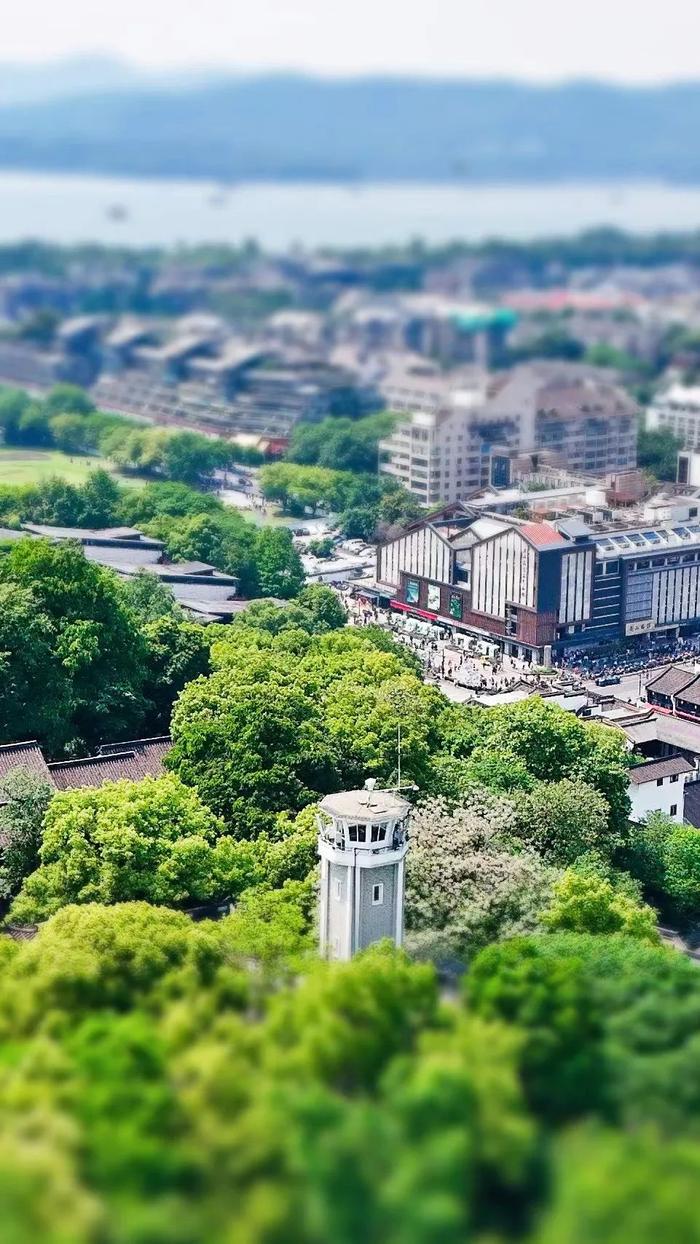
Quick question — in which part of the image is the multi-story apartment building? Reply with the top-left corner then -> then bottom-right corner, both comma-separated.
378,361 -> 494,505
379,363 -> 639,505
647,381 -> 700,450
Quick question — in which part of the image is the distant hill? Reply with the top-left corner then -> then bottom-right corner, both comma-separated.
2,73 -> 700,183
0,57 -> 144,106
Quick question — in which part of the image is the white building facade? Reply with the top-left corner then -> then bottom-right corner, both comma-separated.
648,382 -> 700,451
628,754 -> 695,824
317,786 -> 410,961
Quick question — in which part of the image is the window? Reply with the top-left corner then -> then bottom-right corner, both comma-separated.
334,878 -> 342,900
656,777 -> 664,787
347,824 -> 366,843
671,774 -> 679,783
372,882 -> 384,906
671,804 -> 678,816
370,824 -> 386,843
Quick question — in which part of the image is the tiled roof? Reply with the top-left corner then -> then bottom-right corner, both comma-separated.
646,665 -> 697,699
0,740 -> 53,785
97,736 -> 171,776
49,752 -> 148,790
674,675 -> 700,707
628,755 -> 695,785
3,923 -> 39,941
519,522 -> 566,550
50,737 -> 171,790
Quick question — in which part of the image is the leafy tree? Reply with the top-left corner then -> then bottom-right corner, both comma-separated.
432,747 -> 535,799
0,387 -> 31,442
49,413 -> 88,453
0,900 -> 249,1031
638,421 -> 684,481
121,569 -> 181,622
0,580 -> 64,746
297,583 -> 347,630
0,540 -> 147,754
288,413 -> 394,474
254,526 -> 305,598
543,869 -> 659,942
656,825 -> 700,920
168,669 -> 342,833
73,469 -> 120,527
627,814 -> 700,923
145,511 -> 260,595
534,1126 -> 700,1244
377,487 -> 423,528
22,475 -> 83,525
439,698 -> 631,836
0,767 -> 54,902
469,932 -> 700,1132
307,536 -> 334,558
338,504 -> 378,540
9,775 -> 227,921
512,778 -> 614,865
466,936 -> 604,1121
405,795 -> 556,963
323,673 -> 444,790
162,429 -> 229,484
265,943 -> 439,1093
17,403 -> 53,447
43,384 -> 95,416
119,480 -> 224,525
228,588 -> 346,639
140,614 -> 211,732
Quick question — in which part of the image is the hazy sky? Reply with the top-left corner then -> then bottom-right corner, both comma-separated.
6,0 -> 700,82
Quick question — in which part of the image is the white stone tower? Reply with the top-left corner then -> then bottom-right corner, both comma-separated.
317,782 -> 411,960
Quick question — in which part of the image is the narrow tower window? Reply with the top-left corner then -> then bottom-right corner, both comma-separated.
372,882 -> 384,905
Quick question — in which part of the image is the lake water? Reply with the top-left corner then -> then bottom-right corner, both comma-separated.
4,171 -> 700,248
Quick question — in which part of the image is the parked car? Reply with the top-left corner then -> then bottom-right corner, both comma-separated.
595,674 -> 622,686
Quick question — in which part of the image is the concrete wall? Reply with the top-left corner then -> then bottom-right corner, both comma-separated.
356,864 -> 399,952
629,774 -> 687,824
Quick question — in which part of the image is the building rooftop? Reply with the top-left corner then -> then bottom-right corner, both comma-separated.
318,788 -> 411,821
483,362 -> 639,422
646,665 -> 697,698
518,521 -> 567,550
628,755 -> 695,785
0,740 -> 53,785
595,523 -> 700,558
97,736 -> 171,773
623,713 -> 700,755
23,522 -> 163,548
49,737 -> 170,790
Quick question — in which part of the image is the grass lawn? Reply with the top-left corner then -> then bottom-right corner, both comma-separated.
0,449 -> 142,488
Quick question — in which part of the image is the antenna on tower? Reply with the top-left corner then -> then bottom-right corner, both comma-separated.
397,722 -> 401,791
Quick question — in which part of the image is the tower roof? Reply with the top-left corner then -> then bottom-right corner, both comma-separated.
319,789 -> 410,821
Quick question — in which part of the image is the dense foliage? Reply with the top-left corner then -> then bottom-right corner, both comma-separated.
0,558 -> 699,1238
0,898 -> 700,1241
637,420 -> 684,481
0,384 -> 253,484
258,459 -> 421,537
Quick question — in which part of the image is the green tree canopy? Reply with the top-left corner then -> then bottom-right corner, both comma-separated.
0,767 -> 54,903
9,775 -> 228,921
0,539 -> 147,754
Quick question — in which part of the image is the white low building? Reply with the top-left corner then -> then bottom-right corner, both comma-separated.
628,754 -> 695,823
